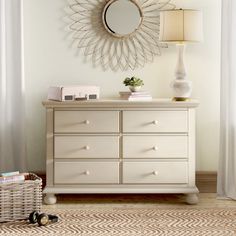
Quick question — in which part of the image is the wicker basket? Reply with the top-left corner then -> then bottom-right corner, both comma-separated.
0,173 -> 42,222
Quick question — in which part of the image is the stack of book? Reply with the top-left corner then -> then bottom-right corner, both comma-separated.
119,91 -> 152,101
0,171 -> 28,184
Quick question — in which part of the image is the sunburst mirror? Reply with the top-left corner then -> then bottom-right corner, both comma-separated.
66,0 -> 175,71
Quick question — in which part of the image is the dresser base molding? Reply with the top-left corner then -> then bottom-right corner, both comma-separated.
38,172 -> 216,193
43,186 -> 199,205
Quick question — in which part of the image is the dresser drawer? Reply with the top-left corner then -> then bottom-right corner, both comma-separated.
54,111 -> 119,133
123,162 -> 188,184
123,111 -> 188,133
54,136 -> 119,158
123,136 -> 188,158
54,161 -> 119,184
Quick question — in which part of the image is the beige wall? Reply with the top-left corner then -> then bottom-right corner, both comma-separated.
23,0 -> 221,171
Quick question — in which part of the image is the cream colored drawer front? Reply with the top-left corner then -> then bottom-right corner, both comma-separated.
54,111 -> 119,133
54,162 -> 119,184
123,136 -> 188,158
123,111 -> 188,133
54,136 -> 119,158
123,162 -> 188,184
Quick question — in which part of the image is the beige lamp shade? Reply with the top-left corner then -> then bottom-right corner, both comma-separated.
159,9 -> 203,43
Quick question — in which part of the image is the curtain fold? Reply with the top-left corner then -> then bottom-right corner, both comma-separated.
217,0 -> 236,199
0,0 -> 27,172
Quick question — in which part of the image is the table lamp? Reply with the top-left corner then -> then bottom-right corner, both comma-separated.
159,9 -> 203,101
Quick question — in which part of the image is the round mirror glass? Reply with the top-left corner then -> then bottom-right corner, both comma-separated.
103,0 -> 142,36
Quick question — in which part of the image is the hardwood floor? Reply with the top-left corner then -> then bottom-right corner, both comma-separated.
43,193 -> 236,209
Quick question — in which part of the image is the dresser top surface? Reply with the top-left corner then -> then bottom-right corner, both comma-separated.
42,98 -> 199,108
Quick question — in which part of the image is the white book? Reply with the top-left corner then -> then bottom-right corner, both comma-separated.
1,171 -> 20,177
128,96 -> 152,101
0,174 -> 25,184
119,91 -> 150,97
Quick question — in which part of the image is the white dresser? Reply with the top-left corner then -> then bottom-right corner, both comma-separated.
42,99 -> 199,204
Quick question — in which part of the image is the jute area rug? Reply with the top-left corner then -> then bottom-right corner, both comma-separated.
1,205 -> 236,236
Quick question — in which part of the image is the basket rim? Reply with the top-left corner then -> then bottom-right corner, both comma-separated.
0,173 -> 42,186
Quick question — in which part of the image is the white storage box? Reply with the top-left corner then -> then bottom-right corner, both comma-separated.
48,86 -> 100,101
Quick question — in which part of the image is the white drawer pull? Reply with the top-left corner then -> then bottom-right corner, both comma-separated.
84,145 -> 90,150
84,170 -> 90,175
152,171 -> 158,176
153,146 -> 158,151
152,120 -> 158,125
84,120 -> 90,125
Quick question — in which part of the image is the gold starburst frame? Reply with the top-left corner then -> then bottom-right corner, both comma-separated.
66,0 -> 175,71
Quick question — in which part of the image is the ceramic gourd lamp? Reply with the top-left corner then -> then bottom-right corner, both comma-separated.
159,9 -> 203,101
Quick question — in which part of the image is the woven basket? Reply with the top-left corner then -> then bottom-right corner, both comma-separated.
0,173 -> 42,222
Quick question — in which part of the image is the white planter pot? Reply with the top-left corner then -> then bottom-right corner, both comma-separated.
129,86 -> 142,92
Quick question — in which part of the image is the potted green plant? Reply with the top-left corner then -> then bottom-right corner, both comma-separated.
123,76 -> 144,92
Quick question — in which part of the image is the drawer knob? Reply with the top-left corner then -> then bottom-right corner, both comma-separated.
84,120 -> 90,125
152,120 -> 158,125
84,170 -> 90,175
152,171 -> 158,176
153,146 -> 158,151
84,145 -> 90,150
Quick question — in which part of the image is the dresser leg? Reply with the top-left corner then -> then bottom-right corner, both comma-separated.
44,194 -> 57,205
185,193 -> 199,205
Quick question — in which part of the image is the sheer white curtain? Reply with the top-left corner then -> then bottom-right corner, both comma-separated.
0,0 -> 27,172
217,0 -> 236,199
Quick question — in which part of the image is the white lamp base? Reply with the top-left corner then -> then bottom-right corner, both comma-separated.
171,79 -> 192,101
172,44 -> 192,101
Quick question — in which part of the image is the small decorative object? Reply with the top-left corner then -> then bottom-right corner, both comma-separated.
47,86 -> 100,101
123,77 -> 144,92
65,0 -> 175,71
159,9 -> 203,101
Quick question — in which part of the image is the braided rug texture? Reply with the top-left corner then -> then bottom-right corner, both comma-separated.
1,207 -> 236,236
